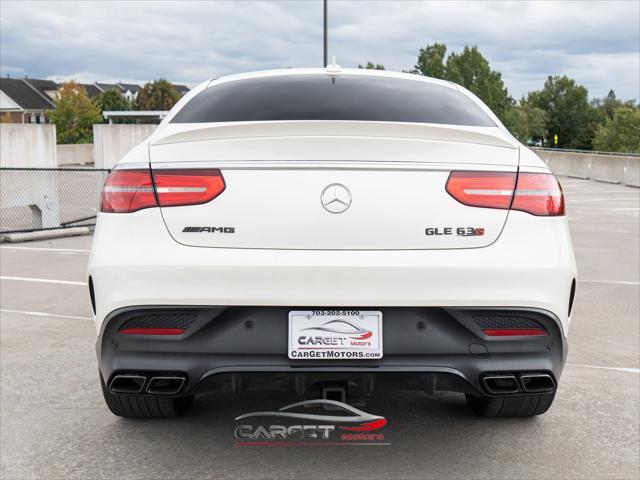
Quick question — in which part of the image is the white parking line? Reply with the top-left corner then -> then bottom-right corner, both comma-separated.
0,308 -> 92,321
566,363 -> 639,374
0,246 -> 90,254
565,189 -> 640,193
579,279 -> 639,286
568,198 -> 639,203
0,276 -> 86,286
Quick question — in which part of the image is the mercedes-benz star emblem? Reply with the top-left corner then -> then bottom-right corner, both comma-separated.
321,183 -> 352,214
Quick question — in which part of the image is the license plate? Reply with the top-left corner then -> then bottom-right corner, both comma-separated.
288,310 -> 383,360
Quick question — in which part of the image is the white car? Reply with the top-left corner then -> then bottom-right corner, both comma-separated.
88,67 -> 576,419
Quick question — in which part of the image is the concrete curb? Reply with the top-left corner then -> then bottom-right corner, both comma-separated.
0,227 -> 92,243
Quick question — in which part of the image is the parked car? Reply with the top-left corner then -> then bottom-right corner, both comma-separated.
89,67 -> 576,418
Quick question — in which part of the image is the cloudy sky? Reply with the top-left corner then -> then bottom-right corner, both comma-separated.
1,0 -> 638,101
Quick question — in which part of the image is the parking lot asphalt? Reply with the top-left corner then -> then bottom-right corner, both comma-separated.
1,177 -> 639,480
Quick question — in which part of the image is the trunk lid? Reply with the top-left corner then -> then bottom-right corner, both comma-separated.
149,122 -> 518,250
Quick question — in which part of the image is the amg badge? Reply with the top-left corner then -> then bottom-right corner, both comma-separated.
182,226 -> 235,233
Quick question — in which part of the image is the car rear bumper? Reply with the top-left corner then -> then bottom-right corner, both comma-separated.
88,208 -> 577,336
97,306 -> 567,398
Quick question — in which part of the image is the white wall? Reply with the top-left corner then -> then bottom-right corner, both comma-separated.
57,144 -> 93,165
0,124 -> 60,228
532,148 -> 640,188
0,123 -> 57,167
93,124 -> 156,169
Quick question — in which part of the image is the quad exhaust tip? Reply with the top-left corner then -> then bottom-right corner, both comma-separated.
109,373 -> 187,396
519,373 -> 555,393
482,375 -> 520,395
146,376 -> 186,395
481,373 -> 556,395
109,374 -> 147,394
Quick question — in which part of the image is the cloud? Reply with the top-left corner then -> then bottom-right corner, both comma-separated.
0,0 -> 638,100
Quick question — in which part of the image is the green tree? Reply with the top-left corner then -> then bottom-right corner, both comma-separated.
592,107 -> 640,153
94,89 -> 130,114
503,103 -> 548,144
599,90 -> 621,119
413,43 -> 447,79
446,46 -> 514,120
412,44 -> 513,121
524,75 -> 591,149
358,62 -> 385,70
134,79 -> 181,111
591,90 -> 637,120
48,81 -> 102,144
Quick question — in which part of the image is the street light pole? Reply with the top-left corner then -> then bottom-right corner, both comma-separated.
323,0 -> 328,67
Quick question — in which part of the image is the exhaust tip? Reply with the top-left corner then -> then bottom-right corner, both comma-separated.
481,375 -> 520,395
146,376 -> 186,395
109,374 -> 146,394
519,373 -> 556,393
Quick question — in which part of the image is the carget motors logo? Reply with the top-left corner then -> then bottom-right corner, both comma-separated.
301,319 -> 373,341
233,399 -> 389,446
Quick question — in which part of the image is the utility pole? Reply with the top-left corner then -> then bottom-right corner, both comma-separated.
323,0 -> 328,67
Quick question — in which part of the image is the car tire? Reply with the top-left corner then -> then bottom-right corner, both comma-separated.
465,393 -> 555,417
100,374 -> 193,418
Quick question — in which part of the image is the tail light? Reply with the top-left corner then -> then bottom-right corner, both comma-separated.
511,173 -> 564,216
153,169 -> 225,207
446,171 -> 564,216
100,168 -> 225,213
100,169 -> 156,213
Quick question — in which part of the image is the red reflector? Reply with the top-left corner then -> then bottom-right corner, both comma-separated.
445,171 -> 516,210
100,169 -> 156,213
482,328 -> 547,336
512,173 -> 565,216
119,328 -> 186,335
153,169 -> 225,207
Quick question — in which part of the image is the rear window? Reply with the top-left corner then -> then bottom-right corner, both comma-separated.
171,74 -> 495,126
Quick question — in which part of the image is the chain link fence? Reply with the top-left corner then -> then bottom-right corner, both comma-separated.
0,167 -> 110,234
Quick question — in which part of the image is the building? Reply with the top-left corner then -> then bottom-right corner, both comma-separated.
116,83 -> 141,103
172,84 -> 190,96
82,83 -> 103,98
0,77 -> 55,123
1,76 -> 190,123
94,82 -> 122,94
22,78 -> 59,101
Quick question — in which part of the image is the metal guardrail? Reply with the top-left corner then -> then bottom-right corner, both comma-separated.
531,147 -> 640,157
0,167 -> 110,234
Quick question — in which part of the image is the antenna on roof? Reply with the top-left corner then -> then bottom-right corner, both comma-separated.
325,56 -> 341,75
